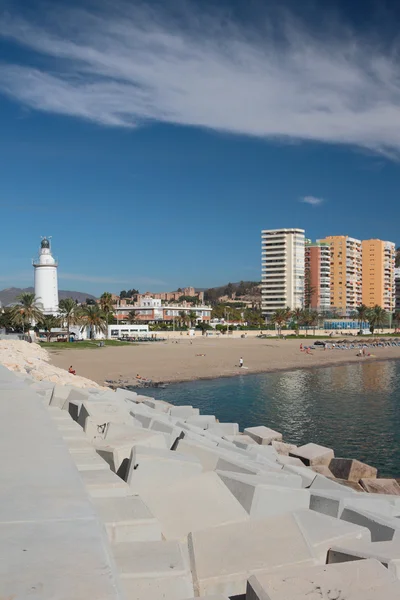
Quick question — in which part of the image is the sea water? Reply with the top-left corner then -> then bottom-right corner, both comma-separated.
139,359 -> 400,476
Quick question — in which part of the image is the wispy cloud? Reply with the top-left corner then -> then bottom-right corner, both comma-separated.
1,3 -> 400,155
300,195 -> 325,206
59,272 -> 167,285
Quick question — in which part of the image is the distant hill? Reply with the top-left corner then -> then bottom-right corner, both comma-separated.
0,287 -> 97,306
202,281 -> 261,304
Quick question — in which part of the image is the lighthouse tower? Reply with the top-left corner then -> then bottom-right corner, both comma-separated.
33,237 -> 59,314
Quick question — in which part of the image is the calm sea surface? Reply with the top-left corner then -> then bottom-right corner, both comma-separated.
138,359 -> 400,477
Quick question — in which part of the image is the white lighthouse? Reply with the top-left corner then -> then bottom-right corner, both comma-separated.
33,237 -> 59,314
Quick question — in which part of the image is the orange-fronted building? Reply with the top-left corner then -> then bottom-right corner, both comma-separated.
318,235 -> 362,315
361,239 -> 395,311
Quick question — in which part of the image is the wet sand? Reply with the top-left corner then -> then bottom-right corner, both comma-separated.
48,337 -> 400,386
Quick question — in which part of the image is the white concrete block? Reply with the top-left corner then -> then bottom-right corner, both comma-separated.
104,421 -> 145,440
169,405 -> 200,419
208,422 -> 239,436
244,425 -> 282,445
149,417 -> 184,447
223,434 -> 257,449
71,449 -> 111,471
61,388 -> 89,411
290,442 -> 334,466
283,464 -> 317,488
217,471 -> 310,517
142,472 -> 249,541
293,508 -> 371,562
271,440 -> 298,455
115,387 -> 139,402
49,384 -> 74,408
277,454 -> 305,467
143,398 -> 172,413
95,429 -> 168,477
92,495 -> 162,543
310,489 -> 393,519
80,468 -> 130,497
175,439 -> 233,471
188,513 -> 316,597
112,540 -> 194,599
246,558 -> 400,600
327,537 -> 400,571
340,506 -> 400,542
185,415 -> 217,428
78,401 -> 132,439
126,447 -> 203,495
310,473 -> 357,493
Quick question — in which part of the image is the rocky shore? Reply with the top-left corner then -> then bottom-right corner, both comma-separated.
2,340 -> 400,599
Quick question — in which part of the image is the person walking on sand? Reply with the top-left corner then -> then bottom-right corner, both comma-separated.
239,357 -> 244,368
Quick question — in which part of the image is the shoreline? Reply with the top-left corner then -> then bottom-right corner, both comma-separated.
47,337 -> 400,387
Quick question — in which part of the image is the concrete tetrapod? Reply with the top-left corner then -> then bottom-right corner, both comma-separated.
246,558 -> 400,600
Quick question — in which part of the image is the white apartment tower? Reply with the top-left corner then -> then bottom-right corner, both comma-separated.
261,228 -> 305,317
33,237 -> 59,315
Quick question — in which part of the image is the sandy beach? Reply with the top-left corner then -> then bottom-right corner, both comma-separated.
48,337 -> 400,387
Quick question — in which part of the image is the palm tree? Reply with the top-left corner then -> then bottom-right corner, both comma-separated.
270,309 -> 288,335
393,311 -> 400,333
291,307 -> 303,335
308,310 -> 320,336
188,310 -> 197,327
100,292 -> 114,339
10,292 -> 44,333
179,310 -> 188,328
80,304 -> 107,339
38,315 -> 61,342
367,305 -> 388,334
128,310 -> 139,324
59,298 -> 81,341
356,304 -> 369,331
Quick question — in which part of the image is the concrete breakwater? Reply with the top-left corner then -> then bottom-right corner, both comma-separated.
2,341 -> 400,599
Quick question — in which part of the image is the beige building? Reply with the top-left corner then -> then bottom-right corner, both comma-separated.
318,235 -> 362,315
361,239 -> 395,311
261,228 -> 305,316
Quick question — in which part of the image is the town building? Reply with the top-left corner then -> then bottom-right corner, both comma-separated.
318,235 -> 362,316
137,287 -> 204,304
304,240 -> 331,311
261,228 -> 305,317
113,295 -> 211,324
361,239 -> 396,312
32,237 -> 59,315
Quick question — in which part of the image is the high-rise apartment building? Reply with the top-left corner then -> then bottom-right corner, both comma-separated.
318,236 -> 362,315
261,228 -> 305,316
362,239 -> 396,312
304,240 -> 331,311
395,268 -> 400,312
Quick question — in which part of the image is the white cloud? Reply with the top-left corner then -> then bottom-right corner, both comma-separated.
1,3 -> 400,154
301,195 -> 325,206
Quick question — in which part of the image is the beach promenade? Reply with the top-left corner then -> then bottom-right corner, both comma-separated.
48,335 -> 400,386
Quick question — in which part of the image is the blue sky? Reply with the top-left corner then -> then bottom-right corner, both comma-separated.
1,0 -> 400,296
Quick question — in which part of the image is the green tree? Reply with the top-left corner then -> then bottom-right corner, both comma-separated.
100,292 -> 114,339
308,310 -> 320,335
10,293 -> 44,333
270,309 -> 288,335
396,248 -> 400,268
86,298 -> 96,305
128,310 -> 139,324
37,315 -> 61,342
367,305 -> 388,334
304,271 -> 317,309
224,283 -> 235,298
0,307 -> 14,330
59,298 -> 81,341
178,310 -> 189,328
81,304 -> 107,339
356,304 -> 369,330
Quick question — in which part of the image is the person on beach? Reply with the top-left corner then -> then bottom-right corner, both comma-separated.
300,343 -> 303,351
239,357 -> 244,368
68,365 -> 76,375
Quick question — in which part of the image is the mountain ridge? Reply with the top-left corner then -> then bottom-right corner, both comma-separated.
0,287 -> 97,306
